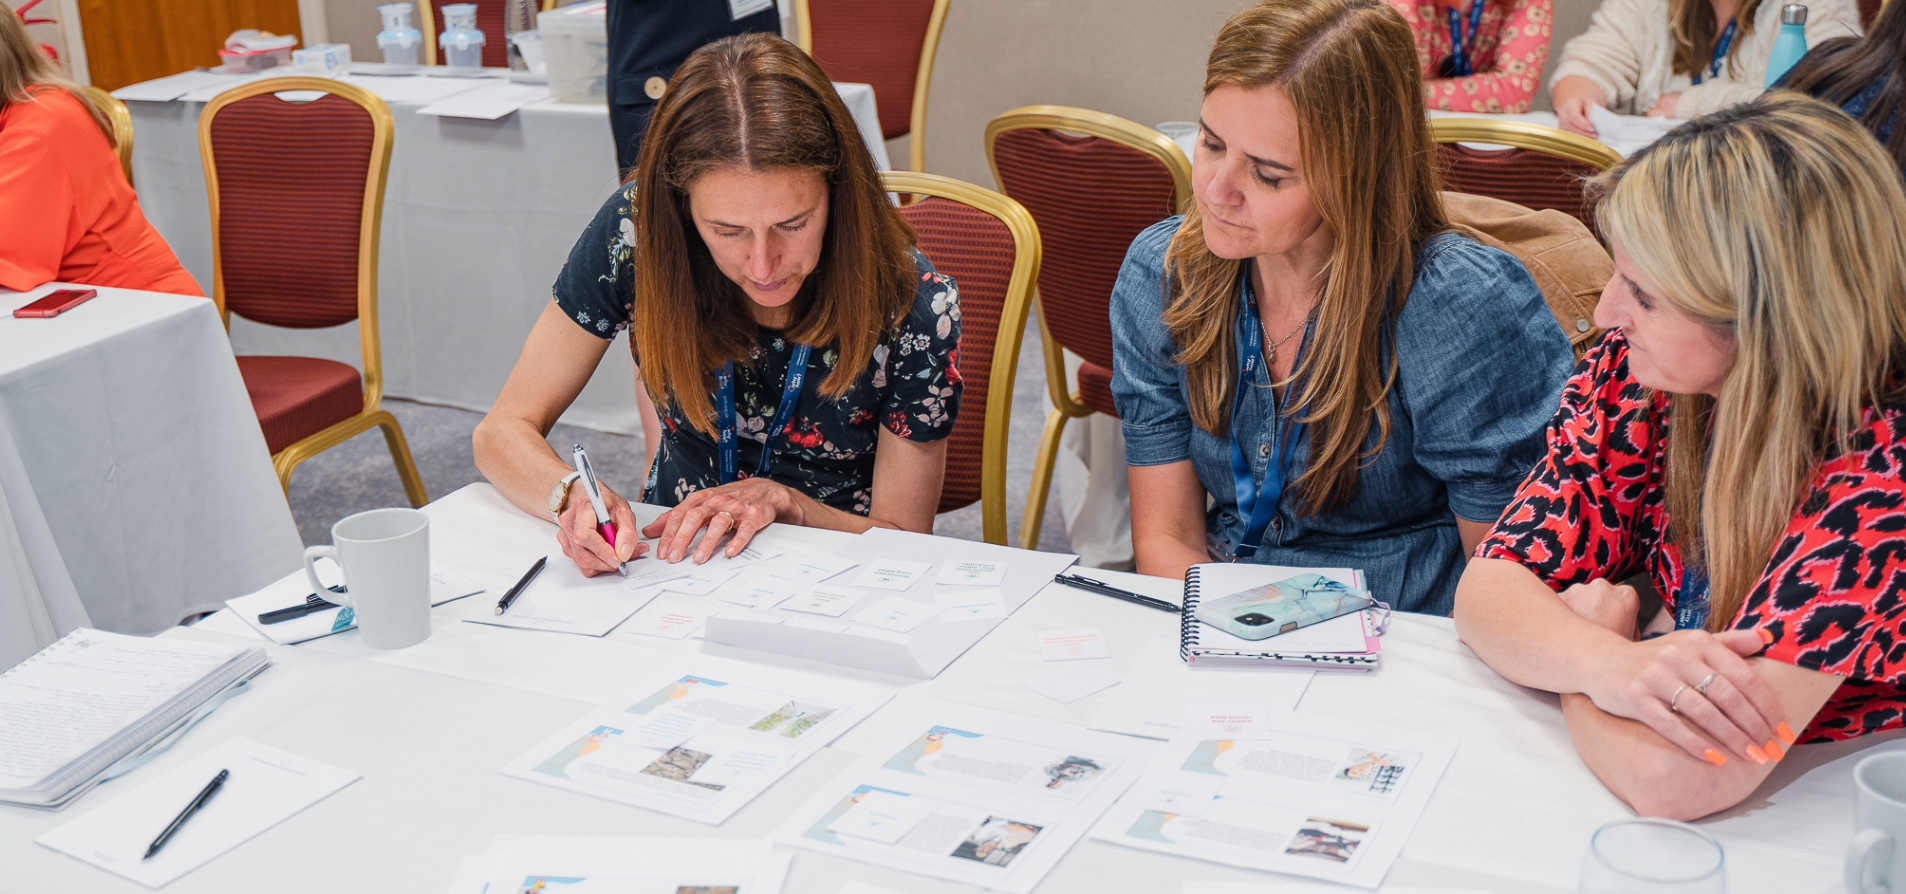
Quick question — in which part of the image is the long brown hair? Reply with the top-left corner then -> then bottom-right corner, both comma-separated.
1781,0 -> 1906,173
1592,94 -> 1906,631
1163,0 -> 1447,515
1670,0 -> 1764,79
0,9 -> 110,141
631,32 -> 916,435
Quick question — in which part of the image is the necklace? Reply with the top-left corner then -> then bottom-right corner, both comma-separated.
1263,314 -> 1309,364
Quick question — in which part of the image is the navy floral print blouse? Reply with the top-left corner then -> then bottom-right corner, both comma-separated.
554,184 -> 962,515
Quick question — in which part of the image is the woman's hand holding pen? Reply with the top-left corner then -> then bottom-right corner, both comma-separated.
557,479 -> 643,577
644,478 -> 802,564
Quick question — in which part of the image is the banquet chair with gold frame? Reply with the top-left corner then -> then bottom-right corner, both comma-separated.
1430,118 -> 1623,238
199,78 -> 428,506
792,0 -> 949,173
885,171 -> 1040,545
81,85 -> 133,186
985,105 -> 1191,551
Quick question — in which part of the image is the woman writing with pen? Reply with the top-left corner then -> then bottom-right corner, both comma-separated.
473,33 -> 962,577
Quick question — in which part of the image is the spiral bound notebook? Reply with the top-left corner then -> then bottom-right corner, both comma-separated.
1181,563 -> 1381,669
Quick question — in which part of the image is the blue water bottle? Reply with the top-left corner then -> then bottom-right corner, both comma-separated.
1765,3 -> 1810,87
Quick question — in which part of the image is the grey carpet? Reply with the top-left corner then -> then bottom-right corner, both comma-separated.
286,314 -> 1077,554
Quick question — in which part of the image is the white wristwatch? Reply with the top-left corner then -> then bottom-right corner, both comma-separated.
548,470 -> 584,524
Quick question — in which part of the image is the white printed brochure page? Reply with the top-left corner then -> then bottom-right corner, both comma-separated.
499,655 -> 893,824
474,835 -> 790,894
773,700 -> 1157,894
1089,709 -> 1458,888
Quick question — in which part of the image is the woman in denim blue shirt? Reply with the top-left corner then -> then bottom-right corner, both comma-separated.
1110,0 -> 1574,614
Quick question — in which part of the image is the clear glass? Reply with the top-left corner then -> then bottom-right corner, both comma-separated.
1155,121 -> 1199,165
1580,818 -> 1726,893
375,2 -> 422,68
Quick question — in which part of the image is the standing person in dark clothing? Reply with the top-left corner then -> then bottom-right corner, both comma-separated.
605,0 -> 782,173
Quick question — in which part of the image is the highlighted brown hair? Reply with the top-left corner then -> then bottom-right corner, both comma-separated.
1163,0 -> 1447,515
0,10 -> 110,142
631,33 -> 916,435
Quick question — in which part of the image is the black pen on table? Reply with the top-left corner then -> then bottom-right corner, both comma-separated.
1054,571 -> 1179,613
144,768 -> 227,860
495,556 -> 547,615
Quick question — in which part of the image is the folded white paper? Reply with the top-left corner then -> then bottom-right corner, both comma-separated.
465,557 -> 655,637
659,568 -> 737,596
1021,665 -> 1121,704
851,559 -> 932,591
782,584 -> 865,617
853,595 -> 935,633
935,588 -> 1008,622
936,560 -> 1009,586
414,81 -> 549,119
36,737 -> 359,888
769,554 -> 859,584
718,576 -> 804,609
616,600 -> 713,640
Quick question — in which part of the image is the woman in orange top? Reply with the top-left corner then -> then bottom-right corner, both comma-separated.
0,11 -> 198,296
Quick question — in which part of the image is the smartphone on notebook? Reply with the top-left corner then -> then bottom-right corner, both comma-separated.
13,289 -> 96,318
1193,572 -> 1373,640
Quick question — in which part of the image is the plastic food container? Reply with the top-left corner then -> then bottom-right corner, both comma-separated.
219,30 -> 298,73
538,1 -> 607,104
292,43 -> 352,74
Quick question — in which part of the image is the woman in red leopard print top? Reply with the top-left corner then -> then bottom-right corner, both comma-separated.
1456,93 -> 1906,820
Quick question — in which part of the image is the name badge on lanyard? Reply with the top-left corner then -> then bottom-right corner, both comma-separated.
1228,284 -> 1307,561
714,343 -> 812,485
1674,560 -> 1711,630
1692,18 -> 1737,85
1445,0 -> 1487,78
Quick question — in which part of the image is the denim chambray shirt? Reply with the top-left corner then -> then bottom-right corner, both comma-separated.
1110,217 -> 1573,615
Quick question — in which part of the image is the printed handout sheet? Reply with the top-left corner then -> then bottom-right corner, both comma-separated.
448,836 -> 790,894
775,701 -> 1155,893
1089,635 -> 1313,739
500,656 -> 892,824
464,556 -> 657,637
1089,709 -> 1457,888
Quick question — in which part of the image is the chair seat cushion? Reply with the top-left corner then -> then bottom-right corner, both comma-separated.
1077,360 -> 1119,418
236,356 -> 364,454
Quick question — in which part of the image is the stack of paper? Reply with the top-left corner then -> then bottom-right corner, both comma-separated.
448,836 -> 791,894
228,562 -> 484,644
0,630 -> 269,808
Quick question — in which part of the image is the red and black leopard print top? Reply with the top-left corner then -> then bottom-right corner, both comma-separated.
1477,331 -> 1906,743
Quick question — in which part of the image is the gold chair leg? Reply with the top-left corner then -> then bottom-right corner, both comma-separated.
369,409 -> 430,507
1019,407 -> 1075,551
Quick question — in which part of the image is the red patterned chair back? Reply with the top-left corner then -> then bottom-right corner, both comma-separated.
796,0 -> 948,171
1429,118 -> 1623,240
986,107 -> 1191,376
202,84 -> 390,330
886,172 -> 1040,543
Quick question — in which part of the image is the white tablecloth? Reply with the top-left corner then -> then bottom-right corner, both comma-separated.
0,482 -> 1873,891
122,71 -> 888,436
0,286 -> 304,667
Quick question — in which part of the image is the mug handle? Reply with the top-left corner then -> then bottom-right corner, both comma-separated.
1849,827 -> 1895,894
304,545 -> 353,608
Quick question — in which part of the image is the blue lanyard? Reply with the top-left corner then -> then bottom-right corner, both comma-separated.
1692,18 -> 1737,85
1445,0 -> 1488,77
1674,559 -> 1711,630
713,343 -> 811,485
1228,279 -> 1307,560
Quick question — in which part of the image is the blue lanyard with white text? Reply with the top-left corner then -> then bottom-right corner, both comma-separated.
1691,18 -> 1737,85
1445,0 -> 1488,78
1674,560 -> 1711,630
1229,282 -> 1307,560
713,343 -> 811,485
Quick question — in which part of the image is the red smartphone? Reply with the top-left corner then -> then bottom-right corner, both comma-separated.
13,289 -> 97,318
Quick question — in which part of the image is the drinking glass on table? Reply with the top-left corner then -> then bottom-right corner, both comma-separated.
1580,818 -> 1725,892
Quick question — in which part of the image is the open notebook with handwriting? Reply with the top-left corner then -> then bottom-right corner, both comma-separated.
1181,563 -> 1382,670
0,628 -> 268,809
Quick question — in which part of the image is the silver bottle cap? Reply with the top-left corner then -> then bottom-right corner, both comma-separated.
1782,3 -> 1808,25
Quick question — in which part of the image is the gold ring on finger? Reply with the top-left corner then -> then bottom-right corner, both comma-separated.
1669,684 -> 1688,714
718,511 -> 735,525
1694,672 -> 1718,696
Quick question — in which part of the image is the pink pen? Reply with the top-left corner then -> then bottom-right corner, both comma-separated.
571,445 -> 622,569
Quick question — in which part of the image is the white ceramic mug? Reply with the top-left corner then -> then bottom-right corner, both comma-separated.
1849,751 -> 1906,893
304,508 -> 431,649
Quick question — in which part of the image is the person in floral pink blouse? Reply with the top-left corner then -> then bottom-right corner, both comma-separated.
1388,0 -> 1553,113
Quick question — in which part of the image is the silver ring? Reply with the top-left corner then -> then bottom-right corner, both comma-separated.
1695,672 -> 1718,696
1670,684 -> 1688,714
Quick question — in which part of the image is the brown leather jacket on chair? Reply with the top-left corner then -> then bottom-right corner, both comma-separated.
1442,191 -> 1612,358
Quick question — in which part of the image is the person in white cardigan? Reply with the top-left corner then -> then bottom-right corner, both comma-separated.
1549,0 -> 1860,136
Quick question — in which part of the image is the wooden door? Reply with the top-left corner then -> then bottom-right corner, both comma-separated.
79,0 -> 302,91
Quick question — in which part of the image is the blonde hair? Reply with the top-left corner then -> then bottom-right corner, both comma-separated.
1593,93 -> 1906,631
1163,0 -> 1446,514
0,9 -> 110,143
